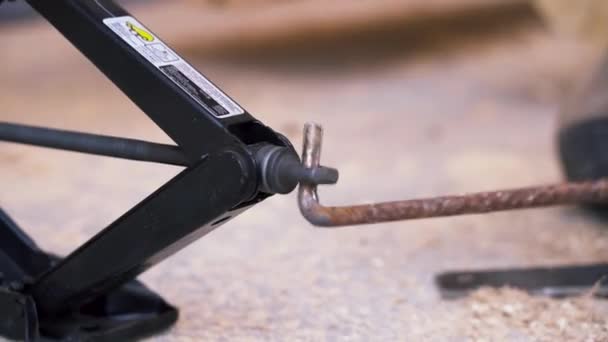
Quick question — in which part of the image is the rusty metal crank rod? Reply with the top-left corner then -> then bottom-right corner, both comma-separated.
298,122 -> 608,227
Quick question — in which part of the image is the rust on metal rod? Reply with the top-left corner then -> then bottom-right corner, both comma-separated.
297,122 -> 608,227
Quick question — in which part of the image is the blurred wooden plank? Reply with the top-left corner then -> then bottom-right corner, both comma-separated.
172,0 -> 534,53
2,0 -> 535,68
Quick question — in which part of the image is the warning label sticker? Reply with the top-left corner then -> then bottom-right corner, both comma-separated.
103,16 -> 244,118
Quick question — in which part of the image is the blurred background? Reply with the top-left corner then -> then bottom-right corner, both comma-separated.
3,0 -> 608,340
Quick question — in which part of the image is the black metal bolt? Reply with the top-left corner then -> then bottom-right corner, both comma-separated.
253,144 -> 338,194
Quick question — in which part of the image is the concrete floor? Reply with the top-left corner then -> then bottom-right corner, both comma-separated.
2,3 -> 608,340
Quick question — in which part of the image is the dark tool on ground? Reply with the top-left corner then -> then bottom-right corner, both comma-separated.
1,0 -> 608,341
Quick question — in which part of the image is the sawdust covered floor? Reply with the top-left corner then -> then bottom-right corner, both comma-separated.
2,1 -> 608,341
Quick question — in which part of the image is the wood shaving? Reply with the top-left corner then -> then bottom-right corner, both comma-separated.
463,287 -> 608,341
